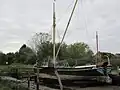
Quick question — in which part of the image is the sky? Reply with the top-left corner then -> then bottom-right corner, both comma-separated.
0,0 -> 120,54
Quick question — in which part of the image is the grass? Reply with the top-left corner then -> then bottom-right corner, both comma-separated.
0,63 -> 33,72
0,65 -> 9,72
0,78 -> 28,90
0,64 -> 33,90
0,63 -> 34,78
0,83 -> 12,90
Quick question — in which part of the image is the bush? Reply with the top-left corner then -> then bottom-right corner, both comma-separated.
111,59 -> 120,67
9,68 -> 21,79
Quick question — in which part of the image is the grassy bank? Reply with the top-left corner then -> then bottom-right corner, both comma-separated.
0,77 -> 28,90
0,63 -> 34,78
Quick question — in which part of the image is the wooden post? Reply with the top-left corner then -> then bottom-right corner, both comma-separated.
28,72 -> 30,90
36,67 -> 39,90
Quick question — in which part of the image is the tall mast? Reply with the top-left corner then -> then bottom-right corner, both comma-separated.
52,2 -> 63,90
96,31 -> 99,63
55,0 -> 79,59
96,31 -> 99,53
53,0 -> 56,67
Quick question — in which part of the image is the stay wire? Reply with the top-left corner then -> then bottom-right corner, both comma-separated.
55,0 -> 79,59
48,0 -> 75,42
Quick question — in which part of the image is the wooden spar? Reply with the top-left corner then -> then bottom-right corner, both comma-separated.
53,0 -> 79,66
96,31 -> 99,64
96,31 -> 99,54
55,0 -> 79,59
52,0 -> 79,89
53,0 -> 56,67
52,0 -> 63,90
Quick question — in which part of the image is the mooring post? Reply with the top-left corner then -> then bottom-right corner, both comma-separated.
28,72 -> 30,90
36,67 -> 39,90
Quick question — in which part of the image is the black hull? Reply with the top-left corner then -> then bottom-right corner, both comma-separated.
35,67 -> 105,76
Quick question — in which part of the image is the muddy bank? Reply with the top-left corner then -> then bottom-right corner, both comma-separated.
1,76 -> 120,90
69,86 -> 120,90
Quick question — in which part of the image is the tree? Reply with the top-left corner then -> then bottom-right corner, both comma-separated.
6,52 -> 15,64
28,32 -> 69,65
28,32 -> 52,65
67,42 -> 93,59
0,52 -> 7,65
28,32 -> 94,66
66,42 -> 94,66
36,42 -> 68,64
14,52 -> 20,63
17,44 -> 36,64
55,42 -> 68,60
28,32 -> 52,54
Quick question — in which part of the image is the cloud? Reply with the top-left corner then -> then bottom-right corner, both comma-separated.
63,0 -> 120,53
0,0 -> 120,53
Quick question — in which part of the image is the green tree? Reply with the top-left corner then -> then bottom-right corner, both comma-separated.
0,52 -> 7,65
67,42 -> 93,59
14,52 -> 20,63
66,42 -> 94,66
55,42 -> 68,60
28,32 -> 94,66
28,32 -> 69,65
6,52 -> 15,64
28,32 -> 52,65
36,42 -> 68,65
18,44 -> 36,64
28,32 -> 52,54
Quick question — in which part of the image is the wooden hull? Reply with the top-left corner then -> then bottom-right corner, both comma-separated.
34,67 -> 111,76
31,67 -> 112,86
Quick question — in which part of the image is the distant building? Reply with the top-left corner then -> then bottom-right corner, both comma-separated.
115,53 -> 120,58
94,51 -> 115,62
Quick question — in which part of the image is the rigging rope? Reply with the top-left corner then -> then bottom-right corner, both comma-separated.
48,0 -> 75,42
81,0 -> 89,41
80,0 -> 97,52
56,0 -> 75,25
55,0 -> 79,59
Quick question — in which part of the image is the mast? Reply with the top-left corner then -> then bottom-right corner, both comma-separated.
96,31 -> 99,54
53,0 -> 56,67
55,0 -> 79,59
52,1 -> 63,90
96,31 -> 99,64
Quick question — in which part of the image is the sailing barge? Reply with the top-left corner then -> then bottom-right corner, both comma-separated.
34,61 -> 112,84
34,0 -> 113,89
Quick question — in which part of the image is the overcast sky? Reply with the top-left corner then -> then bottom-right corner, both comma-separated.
0,0 -> 120,53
